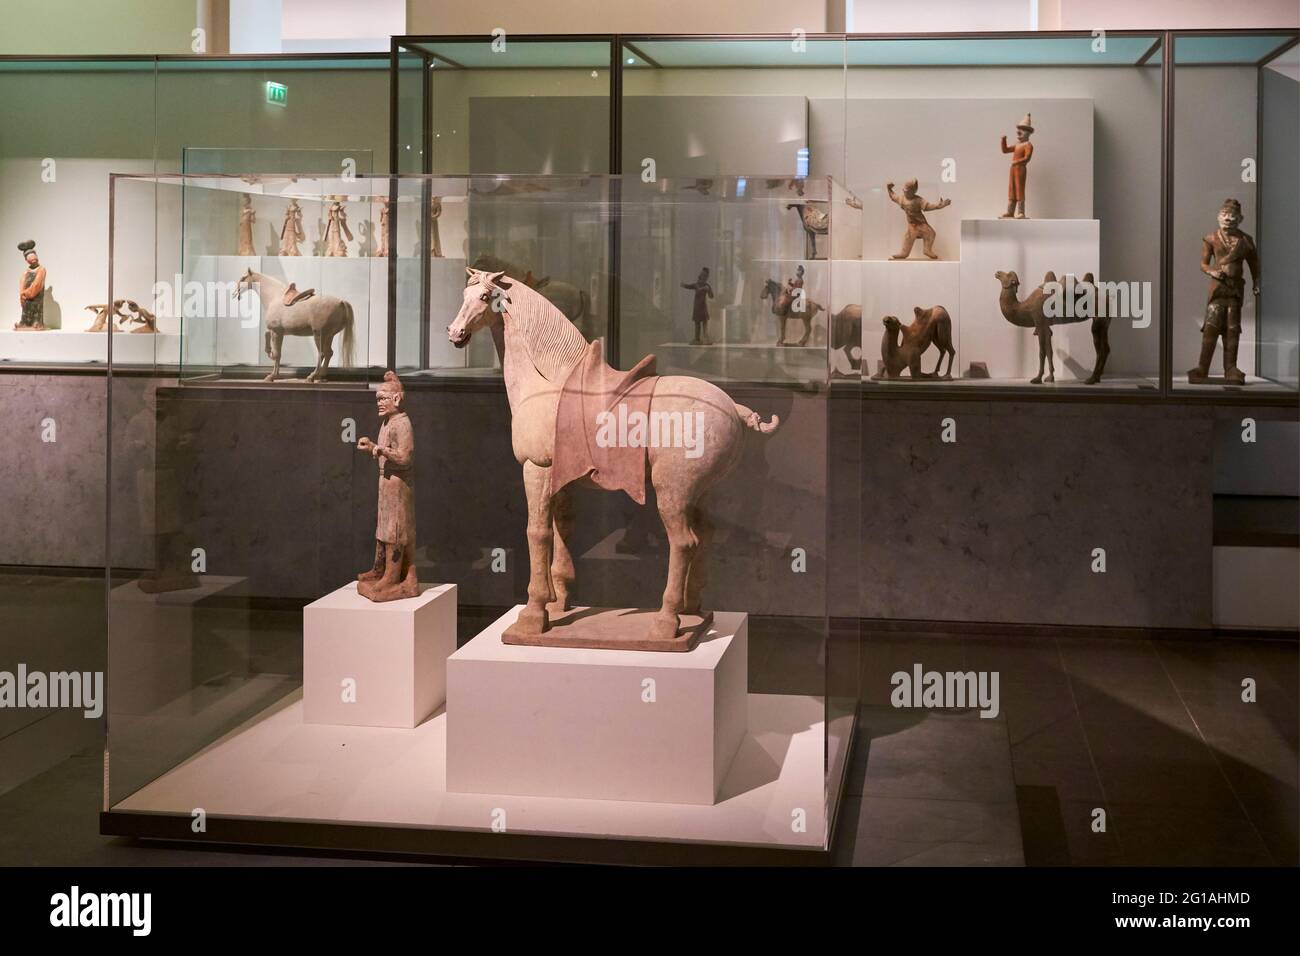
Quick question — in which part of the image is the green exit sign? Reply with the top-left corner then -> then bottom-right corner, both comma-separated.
265,81 -> 287,107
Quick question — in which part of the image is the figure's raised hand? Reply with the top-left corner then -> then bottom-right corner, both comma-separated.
357,436 -> 375,454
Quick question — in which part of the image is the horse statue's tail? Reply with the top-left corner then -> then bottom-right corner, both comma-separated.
735,404 -> 779,434
340,301 -> 355,367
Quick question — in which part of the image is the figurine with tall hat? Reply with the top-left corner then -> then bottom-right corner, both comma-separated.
999,113 -> 1035,219
15,240 -> 47,331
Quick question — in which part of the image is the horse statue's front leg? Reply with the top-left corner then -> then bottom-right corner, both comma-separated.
548,484 -> 576,614
512,459 -> 556,635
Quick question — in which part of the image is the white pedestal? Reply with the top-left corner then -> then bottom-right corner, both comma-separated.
447,607 -> 748,805
958,218 -> 1101,381
303,581 -> 456,729
0,330 -> 180,365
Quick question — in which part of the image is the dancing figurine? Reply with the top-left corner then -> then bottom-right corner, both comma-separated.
887,179 -> 951,259
238,195 -> 256,256
324,199 -> 353,257
15,241 -> 46,331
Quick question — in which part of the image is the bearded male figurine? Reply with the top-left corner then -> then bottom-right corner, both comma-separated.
1188,198 -> 1260,385
357,371 -> 419,601
887,179 -> 951,259
999,114 -> 1035,219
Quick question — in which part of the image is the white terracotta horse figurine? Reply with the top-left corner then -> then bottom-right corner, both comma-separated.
448,268 -> 780,646
235,268 -> 355,382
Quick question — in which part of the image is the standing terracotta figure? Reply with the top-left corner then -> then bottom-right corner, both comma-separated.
1188,198 -> 1260,385
1000,113 -> 1034,219
238,195 -> 256,256
15,241 -> 46,331
356,371 -> 419,602
279,199 -> 304,256
681,266 -> 714,345
887,179 -> 952,259
373,198 -> 389,258
429,196 -> 443,258
324,200 -> 353,257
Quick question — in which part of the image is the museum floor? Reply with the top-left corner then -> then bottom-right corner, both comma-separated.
0,571 -> 1294,866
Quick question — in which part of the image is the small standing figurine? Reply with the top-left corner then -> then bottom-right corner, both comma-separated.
279,199 -> 304,256
887,179 -> 952,259
15,240 -> 46,331
681,267 -> 714,345
999,113 -> 1035,219
429,196 -> 443,258
372,198 -> 389,258
1189,198 -> 1260,385
356,371 -> 419,602
238,195 -> 256,256
324,199 -> 353,257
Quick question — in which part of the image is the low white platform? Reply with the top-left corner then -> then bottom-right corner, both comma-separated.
303,582 -> 456,729
113,689 -> 826,850
0,330 -> 179,365
448,607 -> 746,805
1213,546 -> 1300,629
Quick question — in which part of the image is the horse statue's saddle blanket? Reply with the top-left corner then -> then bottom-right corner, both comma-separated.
552,339 -> 658,504
282,284 -> 316,307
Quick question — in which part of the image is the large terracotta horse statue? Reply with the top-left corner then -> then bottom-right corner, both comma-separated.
236,268 -> 355,382
448,268 -> 780,649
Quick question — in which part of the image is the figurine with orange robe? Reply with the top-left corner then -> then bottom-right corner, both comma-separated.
999,113 -> 1035,219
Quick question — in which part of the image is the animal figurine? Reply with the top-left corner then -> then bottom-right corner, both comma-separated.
761,276 -> 824,347
123,300 -> 159,333
830,304 -> 863,378
872,306 -> 956,380
786,202 -> 829,259
446,268 -> 780,649
994,270 -> 1110,384
234,269 -> 355,382
85,300 -> 130,332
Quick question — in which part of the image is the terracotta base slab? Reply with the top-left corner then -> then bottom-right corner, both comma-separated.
502,606 -> 712,652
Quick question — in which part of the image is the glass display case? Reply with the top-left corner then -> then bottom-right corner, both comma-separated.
1171,30 -> 1298,395
0,54 -> 388,369
103,171 -> 861,863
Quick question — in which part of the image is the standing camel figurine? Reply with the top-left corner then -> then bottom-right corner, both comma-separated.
235,268 -> 355,382
786,202 -> 829,259
994,270 -> 1109,384
447,268 -> 780,650
761,276 -> 825,347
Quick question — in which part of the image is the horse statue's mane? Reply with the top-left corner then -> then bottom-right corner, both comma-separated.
492,273 -> 589,383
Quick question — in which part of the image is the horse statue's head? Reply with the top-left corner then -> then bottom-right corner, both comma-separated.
449,267 -> 513,349
760,278 -> 781,300
235,267 -> 258,300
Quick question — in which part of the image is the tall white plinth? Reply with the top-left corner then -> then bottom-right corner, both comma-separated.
447,607 -> 748,805
303,582 -> 456,729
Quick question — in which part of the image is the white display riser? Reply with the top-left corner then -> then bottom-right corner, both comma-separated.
0,330 -> 180,366
304,582 -> 457,729
958,219 -> 1102,382
114,690 -> 826,851
108,575 -> 248,718
447,606 -> 747,805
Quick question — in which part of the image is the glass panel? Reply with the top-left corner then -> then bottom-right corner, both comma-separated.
848,33 -> 1162,391
1172,34 -> 1295,393
0,58 -> 155,366
107,172 -> 840,856
1174,33 -> 1296,65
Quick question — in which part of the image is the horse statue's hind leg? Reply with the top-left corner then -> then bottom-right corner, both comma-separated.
1087,316 -> 1111,384
548,484 -> 576,614
306,328 -> 335,383
650,490 -> 698,642
682,503 -> 713,617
